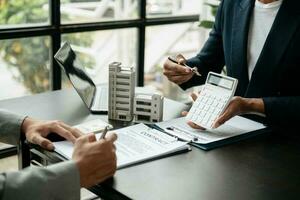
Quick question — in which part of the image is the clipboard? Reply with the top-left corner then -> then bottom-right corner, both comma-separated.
153,116 -> 269,150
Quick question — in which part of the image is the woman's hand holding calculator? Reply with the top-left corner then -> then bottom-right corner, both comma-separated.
183,92 -> 265,129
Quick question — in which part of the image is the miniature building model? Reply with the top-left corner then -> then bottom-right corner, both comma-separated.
133,93 -> 164,124
108,62 -> 135,121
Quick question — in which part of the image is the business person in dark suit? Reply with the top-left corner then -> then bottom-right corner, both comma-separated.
0,109 -> 117,200
163,0 -> 300,130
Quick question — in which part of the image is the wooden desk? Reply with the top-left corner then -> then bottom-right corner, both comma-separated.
1,89 -> 300,200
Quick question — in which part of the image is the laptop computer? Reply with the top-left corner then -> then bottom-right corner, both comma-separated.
54,42 -> 108,114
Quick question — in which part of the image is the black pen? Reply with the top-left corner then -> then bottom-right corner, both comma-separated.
148,124 -> 186,142
166,126 -> 198,142
99,126 -> 109,140
168,55 -> 201,76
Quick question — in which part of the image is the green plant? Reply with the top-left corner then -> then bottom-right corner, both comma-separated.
0,0 -> 93,93
0,0 -> 50,93
199,0 -> 221,29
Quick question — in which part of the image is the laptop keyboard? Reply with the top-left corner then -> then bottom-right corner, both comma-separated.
93,87 -> 108,110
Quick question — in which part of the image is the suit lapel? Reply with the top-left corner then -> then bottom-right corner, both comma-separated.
231,0 -> 255,96
245,0 -> 300,97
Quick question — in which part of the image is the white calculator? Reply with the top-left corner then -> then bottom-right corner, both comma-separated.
186,72 -> 238,129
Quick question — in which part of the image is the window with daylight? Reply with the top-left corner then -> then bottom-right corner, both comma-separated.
0,0 -> 210,157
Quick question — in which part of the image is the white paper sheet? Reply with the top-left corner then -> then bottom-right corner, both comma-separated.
157,116 -> 266,144
73,119 -> 112,134
54,123 -> 189,168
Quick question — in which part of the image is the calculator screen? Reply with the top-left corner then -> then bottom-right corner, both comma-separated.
207,74 -> 234,90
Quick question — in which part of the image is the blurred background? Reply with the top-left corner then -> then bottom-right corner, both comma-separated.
0,0 -> 220,188
0,0 -> 219,103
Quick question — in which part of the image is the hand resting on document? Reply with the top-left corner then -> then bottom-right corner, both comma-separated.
21,117 -> 118,188
22,118 -> 83,150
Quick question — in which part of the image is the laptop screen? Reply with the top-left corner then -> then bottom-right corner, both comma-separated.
54,42 -> 95,108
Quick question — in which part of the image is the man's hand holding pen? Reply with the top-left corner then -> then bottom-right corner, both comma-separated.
72,126 -> 117,188
163,54 -> 197,85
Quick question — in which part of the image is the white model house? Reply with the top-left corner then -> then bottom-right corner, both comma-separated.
133,93 -> 164,124
108,62 -> 135,121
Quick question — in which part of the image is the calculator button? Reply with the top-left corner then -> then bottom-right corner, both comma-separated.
211,108 -> 216,114
217,103 -> 224,109
203,114 -> 210,122
204,105 -> 210,111
192,115 -> 198,122
191,109 -> 196,115
199,112 -> 205,118
189,107 -> 195,113
207,119 -> 213,126
207,113 -> 212,119
207,120 -> 213,126
194,101 -> 200,106
196,115 -> 202,122
203,119 -> 209,126
193,109 -> 198,115
208,106 -> 215,111
207,99 -> 213,105
200,103 -> 205,110
212,101 -> 218,107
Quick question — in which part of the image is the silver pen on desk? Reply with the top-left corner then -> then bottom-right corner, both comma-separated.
99,126 -> 109,140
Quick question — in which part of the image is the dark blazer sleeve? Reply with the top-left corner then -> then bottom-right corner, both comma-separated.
263,96 -> 300,128
180,0 -> 226,90
250,1 -> 300,129
0,109 -> 25,145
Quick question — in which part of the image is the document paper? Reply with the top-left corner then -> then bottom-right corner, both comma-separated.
54,123 -> 189,168
157,116 -> 266,144
73,119 -> 112,134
